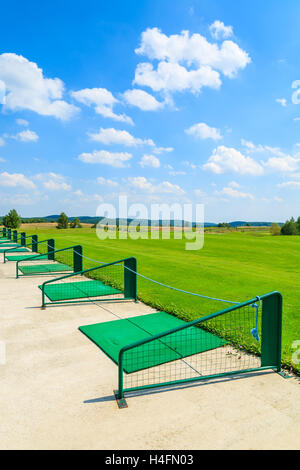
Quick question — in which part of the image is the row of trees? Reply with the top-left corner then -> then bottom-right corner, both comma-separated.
278,217 -> 300,236
1,210 -> 82,230
56,213 -> 82,229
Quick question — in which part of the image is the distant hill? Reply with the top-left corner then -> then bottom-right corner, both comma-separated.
41,216 -> 280,227
0,214 -> 280,227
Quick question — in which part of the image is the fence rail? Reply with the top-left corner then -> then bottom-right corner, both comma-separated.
116,291 -> 282,406
40,256 -> 137,308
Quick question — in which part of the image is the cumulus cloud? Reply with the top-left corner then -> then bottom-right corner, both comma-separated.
241,139 -> 300,173
128,176 -> 185,195
133,28 -> 250,94
153,146 -> 173,155
0,171 -> 36,189
0,53 -> 78,120
16,118 -> 29,126
78,150 -> 132,168
277,181 -> 300,189
123,89 -> 165,111
96,177 -> 119,187
209,21 -> 233,40
14,129 -> 39,142
203,145 -> 264,175
139,154 -> 160,168
185,122 -> 222,140
88,127 -> 155,147
215,186 -> 254,200
71,87 -> 133,125
276,98 -> 287,107
35,172 -> 71,191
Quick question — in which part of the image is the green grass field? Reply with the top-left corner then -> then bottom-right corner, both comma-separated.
21,226 -> 300,374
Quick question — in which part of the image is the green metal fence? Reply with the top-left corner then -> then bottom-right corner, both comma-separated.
3,238 -> 54,263
116,291 -> 282,407
16,245 -> 83,278
40,257 -> 137,308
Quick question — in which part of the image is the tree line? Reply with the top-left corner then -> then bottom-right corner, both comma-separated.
270,218 -> 300,236
1,210 -> 82,229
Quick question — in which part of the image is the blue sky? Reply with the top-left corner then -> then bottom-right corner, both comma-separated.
1,0 -> 300,222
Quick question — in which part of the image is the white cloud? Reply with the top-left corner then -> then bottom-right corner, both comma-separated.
78,150 -> 132,168
276,98 -> 287,107
16,118 -> 29,126
241,139 -> 300,173
133,28 -> 250,94
96,177 -> 119,187
88,127 -> 155,147
169,170 -> 186,176
36,172 -> 71,191
0,79 -> 5,104
278,181 -> 300,189
185,122 -> 222,141
71,88 -> 133,125
0,137 -> 5,146
123,89 -> 165,111
203,145 -> 264,175
14,129 -> 39,142
128,176 -> 185,195
209,21 -> 233,40
215,186 -> 254,200
134,60 -> 222,93
0,171 -> 36,189
228,181 -> 240,188
263,155 -> 300,172
139,154 -> 160,168
0,53 -> 78,120
153,146 -> 173,155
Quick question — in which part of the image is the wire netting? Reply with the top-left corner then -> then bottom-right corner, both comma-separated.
17,245 -> 75,276
121,302 -> 262,393
41,259 -> 128,304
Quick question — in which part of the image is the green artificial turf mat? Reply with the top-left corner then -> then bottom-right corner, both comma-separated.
79,312 -> 227,373
39,280 -> 121,301
0,247 -> 29,253
6,254 -> 48,261
19,263 -> 72,274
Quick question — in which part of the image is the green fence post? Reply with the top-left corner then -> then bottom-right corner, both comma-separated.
3,228 -> 6,238
261,292 -> 282,372
47,239 -> 55,260
124,257 -> 137,300
32,235 -> 38,252
13,230 -> 18,243
20,232 -> 26,246
73,245 -> 83,273
7,229 -> 11,240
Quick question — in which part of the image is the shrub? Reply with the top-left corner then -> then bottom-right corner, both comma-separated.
270,223 -> 281,236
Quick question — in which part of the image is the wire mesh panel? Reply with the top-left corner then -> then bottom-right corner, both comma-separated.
40,257 -> 137,307
117,292 -> 282,403
4,238 -> 53,263
16,245 -> 82,277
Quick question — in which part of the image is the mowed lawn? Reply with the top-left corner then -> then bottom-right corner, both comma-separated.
22,226 -> 300,373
